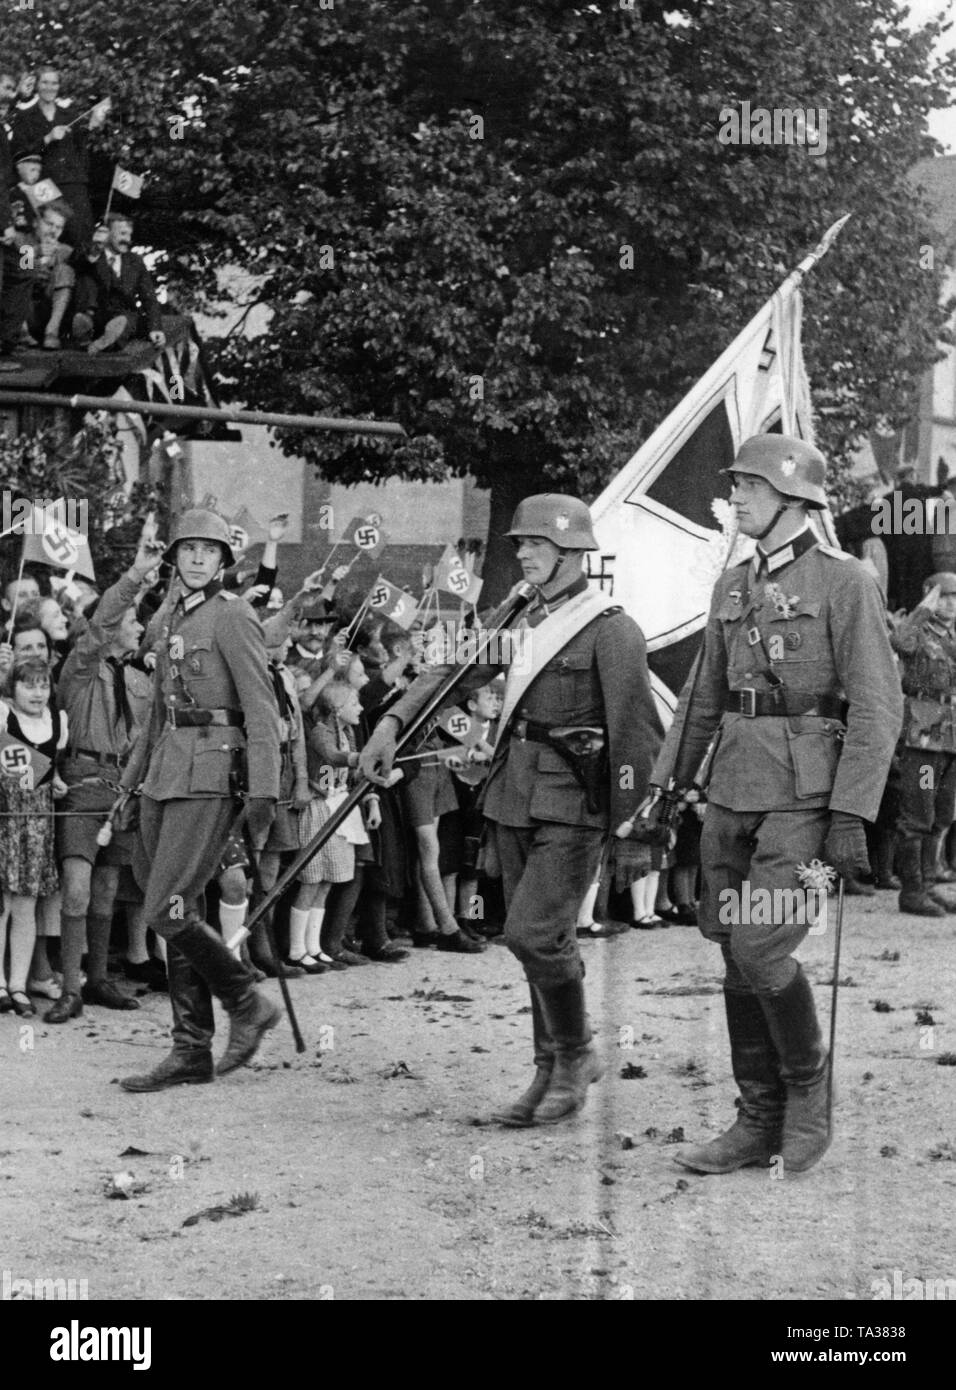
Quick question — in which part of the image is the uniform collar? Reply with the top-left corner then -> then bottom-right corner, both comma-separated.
755,523 -> 817,577
529,571 -> 589,617
177,579 -> 222,613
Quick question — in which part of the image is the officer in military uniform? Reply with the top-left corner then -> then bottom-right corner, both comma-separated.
649,436 -> 902,1174
891,572 -> 956,917
360,495 -> 663,1125
119,510 -> 282,1092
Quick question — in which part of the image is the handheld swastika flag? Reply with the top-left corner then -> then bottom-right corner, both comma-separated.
367,576 -> 416,630
32,178 -> 61,207
112,166 -> 144,199
0,732 -> 51,790
321,513 -> 389,580
436,706 -> 483,748
21,501 -> 96,582
347,513 -> 388,558
434,544 -> 482,603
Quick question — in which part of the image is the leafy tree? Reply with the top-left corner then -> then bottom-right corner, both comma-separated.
5,1 -> 956,593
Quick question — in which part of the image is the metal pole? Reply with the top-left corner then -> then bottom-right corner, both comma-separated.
0,390 -> 405,437
826,875 -> 845,1134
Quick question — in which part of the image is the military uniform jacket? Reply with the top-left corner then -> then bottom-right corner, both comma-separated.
891,607 -> 956,753
138,586 -> 281,802
387,583 -> 663,831
653,535 -> 903,822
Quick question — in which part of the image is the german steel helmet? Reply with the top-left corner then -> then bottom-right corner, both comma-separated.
505,494 -> 599,549
723,435 -> 828,509
163,508 -> 236,567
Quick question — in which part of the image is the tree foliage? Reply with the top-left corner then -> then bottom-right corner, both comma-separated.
5,1 -> 956,565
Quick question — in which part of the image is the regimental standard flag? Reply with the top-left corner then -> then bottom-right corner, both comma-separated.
112,166 -> 144,199
0,731 -> 51,790
21,501 -> 96,582
434,544 -> 483,603
367,576 -> 416,630
589,222 -> 847,727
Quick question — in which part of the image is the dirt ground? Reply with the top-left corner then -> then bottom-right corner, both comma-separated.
3,890 -> 955,1303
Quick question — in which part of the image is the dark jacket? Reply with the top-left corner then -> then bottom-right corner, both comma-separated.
74,247 -> 162,334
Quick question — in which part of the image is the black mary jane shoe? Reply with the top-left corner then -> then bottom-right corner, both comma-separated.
9,991 -> 36,1018
284,955 -> 327,975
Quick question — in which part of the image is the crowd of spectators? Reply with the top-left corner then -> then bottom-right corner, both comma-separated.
1,65 -> 162,365
0,514 -> 506,1021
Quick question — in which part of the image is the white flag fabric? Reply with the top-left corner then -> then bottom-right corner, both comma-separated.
589,280 -> 836,725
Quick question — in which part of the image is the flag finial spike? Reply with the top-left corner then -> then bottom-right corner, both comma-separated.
796,214 -> 851,279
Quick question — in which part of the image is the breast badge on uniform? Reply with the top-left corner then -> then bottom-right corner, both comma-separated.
765,582 -> 799,620
168,635 -> 184,660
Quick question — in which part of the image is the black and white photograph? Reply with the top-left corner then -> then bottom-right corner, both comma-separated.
1,0 -> 955,1339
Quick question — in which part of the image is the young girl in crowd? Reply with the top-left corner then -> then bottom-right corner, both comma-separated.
0,658 -> 68,1016
289,681 -> 380,970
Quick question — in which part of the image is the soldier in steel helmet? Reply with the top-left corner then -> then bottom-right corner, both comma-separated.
648,435 -> 902,1175
890,570 -> 956,916
117,509 -> 283,1092
360,493 -> 663,1125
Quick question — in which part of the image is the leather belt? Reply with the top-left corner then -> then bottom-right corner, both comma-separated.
724,690 -> 848,720
905,689 -> 956,706
165,708 -> 244,729
511,717 -> 555,743
71,748 -> 121,766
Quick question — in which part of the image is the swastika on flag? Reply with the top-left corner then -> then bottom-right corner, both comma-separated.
446,566 -> 470,595
42,519 -> 79,567
355,525 -> 381,551
370,584 -> 390,608
0,743 -> 35,788
446,713 -> 470,739
1,745 -> 30,772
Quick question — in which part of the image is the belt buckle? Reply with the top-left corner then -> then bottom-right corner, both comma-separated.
738,688 -> 756,718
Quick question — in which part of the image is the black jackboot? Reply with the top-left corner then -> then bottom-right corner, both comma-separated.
162,920 -> 279,1076
922,834 -> 956,912
533,978 -> 603,1124
120,942 -> 215,1092
872,829 -> 900,890
676,988 -> 785,1173
490,986 -> 554,1126
898,838 -> 946,917
759,966 -> 830,1173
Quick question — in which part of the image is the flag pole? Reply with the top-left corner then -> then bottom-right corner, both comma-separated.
65,99 -> 108,130
6,545 -> 27,637
343,592 -> 373,648
102,169 -> 116,224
